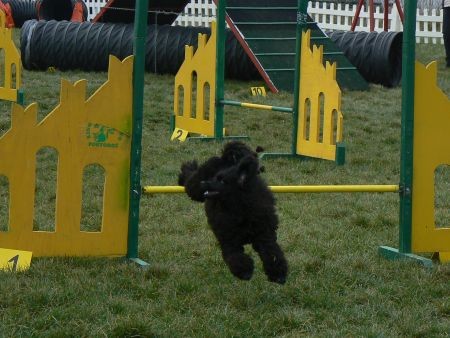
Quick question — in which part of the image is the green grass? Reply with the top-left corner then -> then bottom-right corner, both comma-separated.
0,38 -> 449,337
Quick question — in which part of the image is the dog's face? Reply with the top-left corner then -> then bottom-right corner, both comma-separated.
221,141 -> 265,173
221,141 -> 262,164
202,155 -> 259,199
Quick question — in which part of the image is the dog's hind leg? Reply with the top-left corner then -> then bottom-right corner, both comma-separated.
219,243 -> 254,281
252,239 -> 288,284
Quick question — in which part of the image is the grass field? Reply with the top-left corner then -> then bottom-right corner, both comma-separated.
0,36 -> 449,337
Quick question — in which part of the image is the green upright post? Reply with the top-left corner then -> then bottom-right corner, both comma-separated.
189,0 -> 247,142
17,89 -> 25,106
290,0 -> 307,156
398,0 -> 416,254
378,0 -> 432,267
127,0 -> 149,267
215,0 -> 226,140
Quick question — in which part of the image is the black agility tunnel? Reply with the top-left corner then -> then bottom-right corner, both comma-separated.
36,0 -> 87,21
327,30 -> 403,87
93,0 -> 190,25
1,0 -> 37,27
20,20 -> 260,80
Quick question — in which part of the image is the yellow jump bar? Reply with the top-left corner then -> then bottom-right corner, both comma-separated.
143,185 -> 400,194
220,99 -> 293,113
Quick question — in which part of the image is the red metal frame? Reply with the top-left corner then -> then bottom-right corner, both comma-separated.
351,0 -> 404,32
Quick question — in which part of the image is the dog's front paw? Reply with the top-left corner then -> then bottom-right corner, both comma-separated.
232,257 -> 254,281
268,274 -> 287,285
223,252 -> 254,281
266,259 -> 288,285
178,160 -> 198,186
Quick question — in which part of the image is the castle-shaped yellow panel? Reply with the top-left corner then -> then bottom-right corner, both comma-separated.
0,55 -> 133,257
174,21 -> 216,137
0,9 -> 21,102
412,61 -> 450,255
296,30 -> 343,161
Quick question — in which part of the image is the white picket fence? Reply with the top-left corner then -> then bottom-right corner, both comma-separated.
85,0 -> 444,44
85,0 -> 108,21
306,2 -> 444,44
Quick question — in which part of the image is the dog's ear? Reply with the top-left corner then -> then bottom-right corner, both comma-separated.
178,160 -> 198,186
237,156 -> 259,187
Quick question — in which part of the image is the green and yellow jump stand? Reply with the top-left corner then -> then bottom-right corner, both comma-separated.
0,0 -> 150,265
260,28 -> 345,165
173,22 -> 217,138
171,21 -> 246,141
0,56 -> 133,257
379,0 -> 450,265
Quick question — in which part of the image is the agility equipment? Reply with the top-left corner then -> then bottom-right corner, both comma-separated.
292,29 -> 344,162
0,248 -> 32,271
174,22 -> 217,138
0,0 -> 14,27
351,0 -> 404,32
0,56 -> 133,257
0,0 -> 149,264
211,0 -> 405,91
144,185 -> 400,194
23,0 -> 398,91
172,19 -> 249,140
213,0 -> 368,93
92,0 -> 189,25
377,0 -> 449,264
0,0 -> 37,28
0,9 -> 22,103
36,0 -> 87,22
328,30 -> 403,87
168,0 -> 449,264
172,0 -> 345,165
20,20 -> 258,80
0,0 -> 447,265
379,61 -> 450,263
260,28 -> 345,163
234,0 -> 344,166
409,62 -> 450,257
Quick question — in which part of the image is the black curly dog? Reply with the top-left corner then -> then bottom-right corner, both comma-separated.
178,141 -> 288,284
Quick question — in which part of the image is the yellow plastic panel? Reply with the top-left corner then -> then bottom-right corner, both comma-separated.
438,252 -> 450,263
0,55 -> 133,257
412,61 -> 450,253
0,9 -> 21,102
296,30 -> 343,161
173,21 -> 216,137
